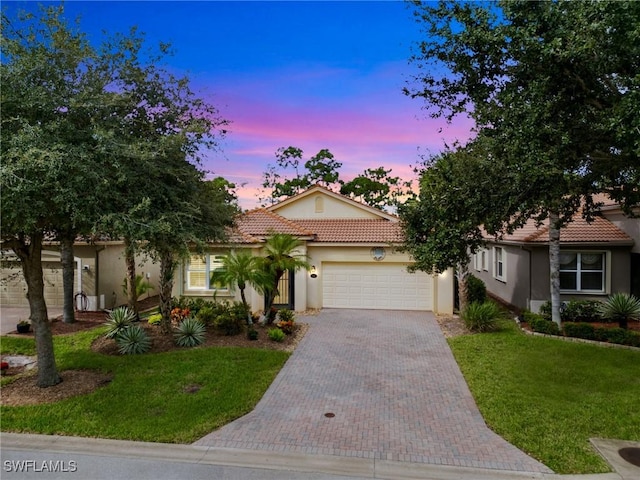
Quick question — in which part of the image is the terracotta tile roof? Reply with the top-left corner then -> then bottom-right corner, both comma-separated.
234,209 -> 314,241
293,219 -> 403,243
229,210 -> 404,244
489,214 -> 633,244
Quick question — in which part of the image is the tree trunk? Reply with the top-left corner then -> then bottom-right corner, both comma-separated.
60,234 -> 75,323
124,237 -> 139,320
549,211 -> 562,328
239,287 -> 253,325
263,270 -> 283,318
159,249 -> 176,335
14,232 -> 61,387
456,263 -> 470,313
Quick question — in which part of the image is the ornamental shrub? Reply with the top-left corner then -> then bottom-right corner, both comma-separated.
466,274 -> 487,305
214,311 -> 244,336
147,313 -> 162,326
529,316 -> 561,336
461,301 -> 502,333
562,300 -> 603,322
563,322 -> 596,340
174,317 -> 206,347
104,306 -> 136,339
599,293 -> 640,329
195,306 -> 217,326
115,325 -> 151,355
277,309 -> 295,322
268,328 -> 285,342
247,328 -> 259,340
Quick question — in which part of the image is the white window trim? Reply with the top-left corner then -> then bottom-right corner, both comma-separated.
493,246 -> 506,282
559,251 -> 608,294
186,254 -> 229,292
481,248 -> 489,271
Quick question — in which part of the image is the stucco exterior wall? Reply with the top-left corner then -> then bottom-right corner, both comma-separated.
475,244 -> 632,313
271,193 -> 382,220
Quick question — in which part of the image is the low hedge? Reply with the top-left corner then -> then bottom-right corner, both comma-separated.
524,313 -> 640,347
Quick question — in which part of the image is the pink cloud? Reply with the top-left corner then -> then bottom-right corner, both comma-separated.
197,64 -> 474,210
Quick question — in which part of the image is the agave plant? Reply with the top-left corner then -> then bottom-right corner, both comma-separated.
598,293 -> 640,329
174,317 -> 206,348
104,306 -> 136,339
115,325 -> 151,354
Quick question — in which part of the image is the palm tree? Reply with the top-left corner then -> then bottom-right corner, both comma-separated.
210,250 -> 270,324
261,233 -> 310,315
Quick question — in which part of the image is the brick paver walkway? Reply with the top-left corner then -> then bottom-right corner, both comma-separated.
194,309 -> 552,473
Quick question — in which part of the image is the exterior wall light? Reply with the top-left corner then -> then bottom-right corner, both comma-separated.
310,265 -> 318,278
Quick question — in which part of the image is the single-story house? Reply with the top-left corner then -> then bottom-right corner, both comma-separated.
2,186 -> 453,315
471,207 -> 637,313
1,239 -> 160,311
174,186 -> 454,314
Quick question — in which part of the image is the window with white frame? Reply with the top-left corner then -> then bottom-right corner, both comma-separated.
493,247 -> 506,281
559,252 -> 605,293
473,252 -> 481,271
481,249 -> 489,271
187,254 -> 227,291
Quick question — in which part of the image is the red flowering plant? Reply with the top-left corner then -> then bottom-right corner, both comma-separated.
170,307 -> 191,327
1,361 -> 9,373
276,309 -> 296,335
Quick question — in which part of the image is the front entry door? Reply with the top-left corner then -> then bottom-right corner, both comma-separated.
271,269 -> 294,310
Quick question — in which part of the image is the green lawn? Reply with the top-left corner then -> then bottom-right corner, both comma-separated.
1,328 -> 289,443
2,321 -> 639,474
448,320 -> 640,474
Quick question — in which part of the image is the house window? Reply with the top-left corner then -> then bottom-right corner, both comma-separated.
473,252 -> 481,271
481,249 -> 488,271
493,247 -> 506,281
187,254 -> 227,291
559,252 -> 605,293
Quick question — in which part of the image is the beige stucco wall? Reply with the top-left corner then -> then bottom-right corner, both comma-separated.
271,193 -> 382,220
175,243 -> 454,315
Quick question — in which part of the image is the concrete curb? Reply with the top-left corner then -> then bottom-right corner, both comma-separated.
0,433 -> 625,480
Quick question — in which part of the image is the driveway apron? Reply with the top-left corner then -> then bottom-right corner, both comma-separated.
194,309 -> 552,473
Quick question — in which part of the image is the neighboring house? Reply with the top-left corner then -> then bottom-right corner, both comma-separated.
1,239 -> 160,311
471,210 -> 636,313
174,185 -> 454,314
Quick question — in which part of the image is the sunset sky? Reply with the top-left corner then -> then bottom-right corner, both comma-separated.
7,0 -> 473,209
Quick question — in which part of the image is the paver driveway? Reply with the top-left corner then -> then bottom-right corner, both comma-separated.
195,309 -> 552,473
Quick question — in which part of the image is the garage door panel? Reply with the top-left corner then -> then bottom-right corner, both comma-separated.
322,263 -> 432,311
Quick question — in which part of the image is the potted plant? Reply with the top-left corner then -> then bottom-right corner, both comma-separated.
16,320 -> 31,334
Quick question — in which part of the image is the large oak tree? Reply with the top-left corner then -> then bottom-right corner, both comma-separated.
403,0 -> 639,324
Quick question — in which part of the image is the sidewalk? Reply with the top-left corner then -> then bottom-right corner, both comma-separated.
1,433 -> 627,480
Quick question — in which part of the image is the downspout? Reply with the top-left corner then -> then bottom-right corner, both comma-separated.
95,245 -> 106,309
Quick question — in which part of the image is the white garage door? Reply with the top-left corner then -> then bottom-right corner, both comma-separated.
322,263 -> 433,310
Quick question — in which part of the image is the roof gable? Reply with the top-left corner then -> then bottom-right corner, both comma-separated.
267,185 -> 397,221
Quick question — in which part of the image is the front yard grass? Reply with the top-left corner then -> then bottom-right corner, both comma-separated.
448,320 -> 640,474
1,328 -> 289,443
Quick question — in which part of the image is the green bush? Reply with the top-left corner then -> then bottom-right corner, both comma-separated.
466,274 -> 487,305
522,310 -> 543,324
461,301 -> 502,333
529,316 -> 561,336
171,297 -> 214,316
104,307 -> 136,339
594,327 -> 640,347
174,317 -> 206,348
268,328 -> 286,342
247,328 -> 259,340
115,325 -> 151,355
214,312 -> 244,336
563,322 -> 596,340
277,309 -> 295,322
562,300 -> 603,322
195,306 -> 217,326
539,301 -> 552,321
147,313 -> 162,326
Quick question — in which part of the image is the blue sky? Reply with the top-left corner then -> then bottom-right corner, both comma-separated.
6,1 -> 473,208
